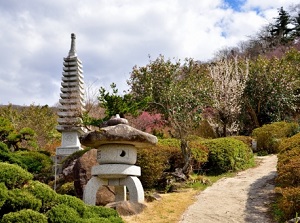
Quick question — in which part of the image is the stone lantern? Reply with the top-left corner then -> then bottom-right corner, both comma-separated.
80,115 -> 157,205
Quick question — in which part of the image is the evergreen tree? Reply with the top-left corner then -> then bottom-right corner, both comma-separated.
270,7 -> 293,45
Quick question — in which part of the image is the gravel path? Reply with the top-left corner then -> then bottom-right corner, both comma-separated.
179,155 -> 277,223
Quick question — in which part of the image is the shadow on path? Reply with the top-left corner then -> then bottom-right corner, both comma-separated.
244,171 -> 277,223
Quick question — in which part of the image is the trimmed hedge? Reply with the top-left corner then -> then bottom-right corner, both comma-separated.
46,204 -> 80,223
55,194 -> 86,217
136,137 -> 209,188
0,143 -> 25,168
0,162 -> 33,189
83,205 -> 120,219
277,133 -> 300,188
1,209 -> 47,223
252,121 -> 299,154
24,180 -> 57,212
136,141 -> 181,189
0,189 -> 42,217
0,161 -> 124,223
275,133 -> 300,222
14,151 -> 53,173
202,137 -> 254,174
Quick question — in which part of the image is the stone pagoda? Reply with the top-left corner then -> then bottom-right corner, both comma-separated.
56,33 -> 86,160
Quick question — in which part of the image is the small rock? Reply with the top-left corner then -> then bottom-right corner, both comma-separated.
106,201 -> 147,216
145,192 -> 162,202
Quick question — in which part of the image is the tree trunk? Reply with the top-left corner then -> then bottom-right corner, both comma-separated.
246,104 -> 260,128
223,122 -> 227,137
180,139 -> 192,176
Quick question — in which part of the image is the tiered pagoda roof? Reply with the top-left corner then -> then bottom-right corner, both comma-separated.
56,33 -> 85,133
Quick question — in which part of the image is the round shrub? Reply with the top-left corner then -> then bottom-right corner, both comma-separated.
0,143 -> 25,168
14,151 -> 52,173
1,209 -> 47,223
46,204 -> 80,223
252,121 -> 299,154
55,194 -> 86,217
136,138 -> 183,189
276,133 -> 300,188
0,162 -> 33,189
1,189 -> 42,216
24,180 -> 57,212
230,135 -> 254,148
202,137 -> 254,174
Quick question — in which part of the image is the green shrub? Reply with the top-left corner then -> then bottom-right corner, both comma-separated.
0,162 -> 33,189
202,137 -> 254,174
274,133 -> 300,222
0,142 -> 9,153
252,121 -> 299,154
55,194 -> 86,217
0,183 -> 8,209
278,132 -> 300,153
82,217 -> 124,223
230,136 -> 254,148
83,205 -> 122,220
1,209 -> 47,223
136,138 -> 183,189
14,151 -> 52,173
189,139 -> 209,173
275,187 -> 300,222
0,143 -> 25,168
137,137 -> 210,188
56,182 -> 76,196
276,133 -> 300,188
1,189 -> 42,216
46,204 -> 81,223
24,180 -> 57,212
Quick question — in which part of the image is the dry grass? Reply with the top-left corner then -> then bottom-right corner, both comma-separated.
122,189 -> 199,223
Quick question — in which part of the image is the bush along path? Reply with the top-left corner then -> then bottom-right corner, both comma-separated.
180,155 -> 277,223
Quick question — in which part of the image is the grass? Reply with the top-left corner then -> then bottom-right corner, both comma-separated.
122,189 -> 198,223
122,173 -> 234,223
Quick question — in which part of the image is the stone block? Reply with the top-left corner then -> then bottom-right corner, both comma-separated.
91,164 -> 141,178
97,144 -> 137,164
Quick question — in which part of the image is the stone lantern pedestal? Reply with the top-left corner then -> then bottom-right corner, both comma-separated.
80,118 -> 157,205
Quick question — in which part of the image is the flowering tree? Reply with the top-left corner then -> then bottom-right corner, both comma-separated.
131,111 -> 165,133
128,55 -> 213,174
208,57 -> 249,136
242,49 -> 299,129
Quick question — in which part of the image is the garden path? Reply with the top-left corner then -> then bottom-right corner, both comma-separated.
179,155 -> 277,223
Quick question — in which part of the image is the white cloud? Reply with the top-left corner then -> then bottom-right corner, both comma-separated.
0,0 -> 299,105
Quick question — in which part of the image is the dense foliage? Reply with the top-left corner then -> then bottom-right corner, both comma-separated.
201,137 -> 254,174
251,121 -> 299,154
0,105 -> 59,152
0,162 -> 124,223
128,56 -> 213,174
275,133 -> 300,222
242,51 -> 300,131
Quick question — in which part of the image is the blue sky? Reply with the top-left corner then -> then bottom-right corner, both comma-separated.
0,0 -> 299,106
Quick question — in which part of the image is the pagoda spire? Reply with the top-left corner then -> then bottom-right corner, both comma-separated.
68,33 -> 77,57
